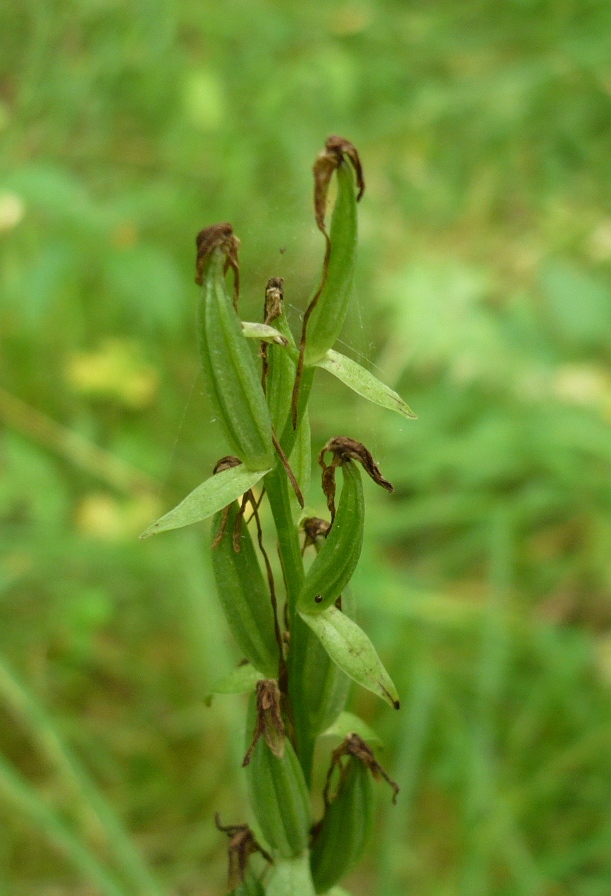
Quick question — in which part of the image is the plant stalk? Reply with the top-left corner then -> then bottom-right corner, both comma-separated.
263,463 -> 316,783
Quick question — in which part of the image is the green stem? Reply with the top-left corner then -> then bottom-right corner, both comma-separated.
280,366 -> 316,457
264,465 -> 304,598
264,464 -> 316,784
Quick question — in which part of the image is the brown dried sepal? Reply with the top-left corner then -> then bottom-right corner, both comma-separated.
302,516 -> 331,550
211,458 -> 262,552
261,278 -> 285,394
323,732 -> 399,807
215,813 -> 272,890
213,455 -> 242,475
264,277 -> 285,324
242,679 -> 286,767
211,456 -> 243,550
194,221 -> 241,308
318,436 -> 393,519
313,136 -> 365,235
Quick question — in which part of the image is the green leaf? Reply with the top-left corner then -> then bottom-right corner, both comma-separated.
299,607 -> 400,710
265,854 -> 316,896
241,321 -> 289,346
204,663 -> 261,706
140,465 -> 270,538
326,889 -> 354,896
316,349 -> 416,420
320,711 -> 383,749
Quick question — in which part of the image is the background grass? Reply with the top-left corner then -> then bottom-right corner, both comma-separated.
2,0 -> 611,893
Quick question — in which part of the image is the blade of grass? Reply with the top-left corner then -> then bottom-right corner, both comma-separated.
0,751 -> 127,896
376,664 -> 437,896
0,654 -> 166,896
460,511 -> 512,896
495,795 -> 543,896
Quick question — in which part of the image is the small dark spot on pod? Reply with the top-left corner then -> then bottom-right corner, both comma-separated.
314,594 -> 323,603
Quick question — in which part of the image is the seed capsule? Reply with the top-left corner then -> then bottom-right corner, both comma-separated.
310,755 -> 373,893
310,734 -> 398,893
196,229 -> 274,471
212,501 -> 280,678
298,460 -> 364,613
299,437 -> 393,614
302,138 -> 364,367
290,138 -> 364,430
262,278 -> 298,436
243,683 -> 311,859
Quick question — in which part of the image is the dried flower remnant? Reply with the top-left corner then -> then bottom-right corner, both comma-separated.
215,814 -> 273,890
319,436 -> 393,519
323,732 -> 399,806
243,680 -> 287,767
313,135 -> 365,237
195,221 -> 240,306
302,516 -> 331,552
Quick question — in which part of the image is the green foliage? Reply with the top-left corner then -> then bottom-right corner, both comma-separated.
2,0 -> 611,893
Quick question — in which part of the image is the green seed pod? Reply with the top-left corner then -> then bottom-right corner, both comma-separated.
212,501 -> 280,678
302,138 -> 364,367
266,333 -> 295,435
310,756 -> 374,893
262,278 -> 298,434
197,233 -> 274,471
298,461 -> 364,613
311,733 -> 398,893
243,686 -> 311,859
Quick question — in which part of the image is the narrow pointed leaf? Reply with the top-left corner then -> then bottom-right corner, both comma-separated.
299,607 -> 400,710
205,663 -> 261,705
241,321 -> 289,346
316,349 -> 417,420
140,465 -> 270,538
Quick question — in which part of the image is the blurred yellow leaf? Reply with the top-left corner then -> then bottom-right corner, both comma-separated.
75,492 -> 162,541
553,363 -> 611,419
0,192 -> 25,232
66,339 -> 159,409
183,69 -> 225,131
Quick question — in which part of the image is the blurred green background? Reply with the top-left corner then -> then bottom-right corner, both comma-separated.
2,0 -> 611,893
